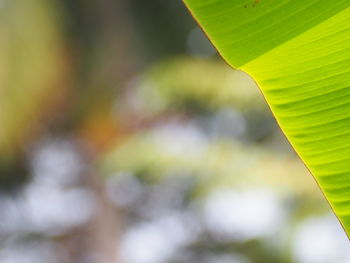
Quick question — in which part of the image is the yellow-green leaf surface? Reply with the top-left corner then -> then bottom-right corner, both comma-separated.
183,0 -> 350,235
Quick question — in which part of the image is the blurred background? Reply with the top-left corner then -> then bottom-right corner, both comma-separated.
0,0 -> 349,262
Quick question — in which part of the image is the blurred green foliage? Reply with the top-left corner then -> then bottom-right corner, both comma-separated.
137,58 -> 266,112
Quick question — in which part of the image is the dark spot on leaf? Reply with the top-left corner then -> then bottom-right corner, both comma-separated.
244,0 -> 261,8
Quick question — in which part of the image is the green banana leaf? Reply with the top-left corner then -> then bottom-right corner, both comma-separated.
183,0 -> 350,236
